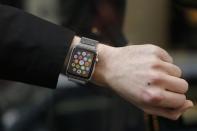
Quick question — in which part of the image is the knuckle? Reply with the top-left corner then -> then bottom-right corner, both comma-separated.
149,72 -> 163,85
149,45 -> 161,55
150,58 -> 162,69
142,89 -> 163,105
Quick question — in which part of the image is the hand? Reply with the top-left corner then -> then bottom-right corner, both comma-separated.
93,44 -> 193,120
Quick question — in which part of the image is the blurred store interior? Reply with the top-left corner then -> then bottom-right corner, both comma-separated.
0,0 -> 197,131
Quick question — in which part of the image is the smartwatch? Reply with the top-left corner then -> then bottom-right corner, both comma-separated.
65,37 -> 99,83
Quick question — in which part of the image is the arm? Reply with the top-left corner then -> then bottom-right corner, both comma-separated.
0,4 -> 75,88
0,4 -> 193,120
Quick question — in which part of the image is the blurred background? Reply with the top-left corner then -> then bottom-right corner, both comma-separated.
0,0 -> 197,131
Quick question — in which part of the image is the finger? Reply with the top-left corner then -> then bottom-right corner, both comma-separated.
144,100 -> 193,120
175,100 -> 194,112
142,87 -> 186,108
156,47 -> 173,63
156,60 -> 182,77
160,74 -> 188,94
159,90 -> 186,109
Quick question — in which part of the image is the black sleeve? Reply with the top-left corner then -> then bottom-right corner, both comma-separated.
0,4 -> 75,88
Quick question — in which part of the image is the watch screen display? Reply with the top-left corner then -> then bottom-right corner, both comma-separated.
67,47 -> 96,79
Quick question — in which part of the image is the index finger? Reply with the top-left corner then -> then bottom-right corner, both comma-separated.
156,46 -> 173,63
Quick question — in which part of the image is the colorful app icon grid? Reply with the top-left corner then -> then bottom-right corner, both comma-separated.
68,48 -> 95,78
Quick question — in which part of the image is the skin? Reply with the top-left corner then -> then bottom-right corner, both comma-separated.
73,36 -> 194,120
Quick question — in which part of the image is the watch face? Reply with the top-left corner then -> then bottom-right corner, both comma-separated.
67,47 -> 96,79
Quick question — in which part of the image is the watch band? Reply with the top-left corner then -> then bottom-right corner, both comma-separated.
81,37 -> 98,50
79,37 -> 98,52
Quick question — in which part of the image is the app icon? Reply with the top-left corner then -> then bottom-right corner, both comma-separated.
74,59 -> 79,64
81,66 -> 85,70
82,52 -> 87,56
79,56 -> 83,60
74,55 -> 78,59
86,67 -> 90,71
77,70 -> 82,74
73,68 -> 77,72
79,60 -> 85,65
72,63 -> 75,67
83,57 -> 88,61
88,59 -> 92,62
82,71 -> 86,74
77,52 -> 81,55
76,65 -> 80,69
85,62 -> 90,67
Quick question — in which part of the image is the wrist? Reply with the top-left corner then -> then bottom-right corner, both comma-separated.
65,36 -> 114,86
92,43 -> 115,87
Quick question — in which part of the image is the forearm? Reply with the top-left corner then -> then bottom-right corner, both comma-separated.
0,4 -> 75,88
